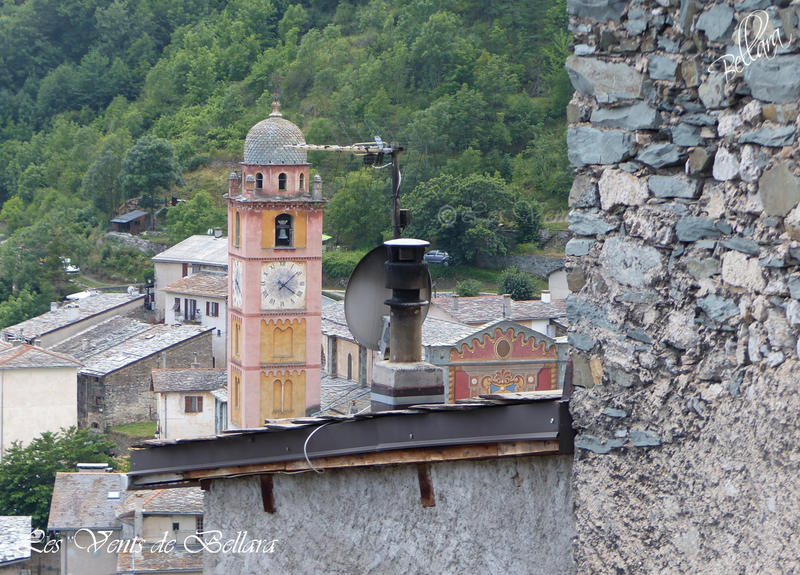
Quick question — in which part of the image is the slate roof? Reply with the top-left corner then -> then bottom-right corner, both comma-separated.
117,548 -> 204,574
152,369 -> 227,393
317,373 -> 370,417
162,272 -> 228,299
430,295 -> 567,325
51,316 -> 154,362
2,293 -> 144,339
48,473 -> 126,531
243,116 -> 307,165
52,322 -> 211,378
0,516 -> 31,565
0,344 -> 83,370
321,301 -> 474,347
110,210 -> 148,223
211,388 -> 227,403
151,235 -> 228,267
117,487 -> 204,517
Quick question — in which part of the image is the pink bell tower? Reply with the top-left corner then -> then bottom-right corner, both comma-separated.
226,98 -> 325,427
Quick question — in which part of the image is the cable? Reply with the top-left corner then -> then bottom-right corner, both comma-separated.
303,421 -> 336,474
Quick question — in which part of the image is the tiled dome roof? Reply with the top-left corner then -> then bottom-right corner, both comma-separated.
243,117 -> 307,165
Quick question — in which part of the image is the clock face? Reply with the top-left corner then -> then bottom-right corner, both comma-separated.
231,259 -> 243,309
261,261 -> 306,310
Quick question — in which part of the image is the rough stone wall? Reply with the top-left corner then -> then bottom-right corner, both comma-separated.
475,253 -> 566,277
79,332 -> 213,429
566,1 -> 800,572
204,455 -> 574,575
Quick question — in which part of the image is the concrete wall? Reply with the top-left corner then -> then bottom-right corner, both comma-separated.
204,455 -> 574,574
60,529 -> 120,575
0,366 -> 77,456
79,332 -> 213,429
565,1 -> 800,572
154,262 -> 184,321
157,390 -> 218,440
142,515 -> 200,546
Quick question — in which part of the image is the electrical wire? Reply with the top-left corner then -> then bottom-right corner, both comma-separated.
302,421 -> 336,474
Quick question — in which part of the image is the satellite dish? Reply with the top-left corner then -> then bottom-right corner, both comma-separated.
344,245 -> 432,351
127,286 -> 136,295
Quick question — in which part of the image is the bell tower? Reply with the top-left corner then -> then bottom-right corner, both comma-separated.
226,98 -> 325,427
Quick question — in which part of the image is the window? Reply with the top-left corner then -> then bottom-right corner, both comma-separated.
173,298 -> 181,312
196,517 -> 204,534
234,211 -> 241,246
185,396 -> 203,413
172,522 -> 180,531
255,172 -> 263,190
299,173 -> 305,190
275,214 -> 293,247
347,354 -> 353,380
182,263 -> 189,277
273,379 -> 293,414
206,301 -> 219,317
94,396 -> 103,406
278,173 -> 287,191
234,375 -> 241,409
185,299 -> 198,321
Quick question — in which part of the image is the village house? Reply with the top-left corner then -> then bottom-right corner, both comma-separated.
109,210 -> 148,235
50,317 -> 213,430
162,272 -> 228,367
151,234 -> 228,321
0,293 -> 145,348
151,368 -> 227,440
0,343 -> 83,457
0,516 -> 33,574
428,293 -> 568,337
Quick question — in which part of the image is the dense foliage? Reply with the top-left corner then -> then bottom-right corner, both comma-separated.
0,0 -> 572,323
0,428 -> 118,531
498,266 -> 536,300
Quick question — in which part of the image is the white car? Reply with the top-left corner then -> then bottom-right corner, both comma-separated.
61,257 -> 80,274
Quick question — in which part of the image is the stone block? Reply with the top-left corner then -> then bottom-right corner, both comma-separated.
566,238 -> 596,256
565,56 -> 645,103
567,0 -> 627,22
676,217 -> 722,242
648,174 -> 700,199
717,114 -> 743,136
685,257 -> 721,279
739,145 -> 760,183
598,168 -> 649,210
567,267 -> 586,291
599,237 -> 664,288
722,237 -> 760,256
672,123 -> 703,146
759,163 -> 800,217
683,114 -> 717,126
567,127 -> 633,167
698,294 -> 739,322
569,176 -> 600,208
699,73 -> 729,109
569,211 -> 618,236
696,3 -> 735,41
569,332 -> 596,351
743,55 -> 800,103
629,429 -> 663,447
722,251 -> 767,291
738,126 -> 797,147
637,143 -> 681,168
685,148 -> 713,175
665,309 -> 699,350
590,102 -> 661,130
712,147 -> 740,181
575,435 -> 624,454
648,55 -> 680,81
567,295 -> 620,332
624,19 -> 648,35
681,60 -> 701,87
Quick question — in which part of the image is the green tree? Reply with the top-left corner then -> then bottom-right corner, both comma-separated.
325,169 -> 391,249
498,267 -> 535,301
81,132 -> 132,220
0,196 -> 27,234
166,190 -> 227,243
406,174 -> 513,264
120,135 -> 183,216
455,279 -> 481,297
0,427 -> 118,531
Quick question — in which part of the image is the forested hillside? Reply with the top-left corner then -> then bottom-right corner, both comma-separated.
0,0 -> 572,327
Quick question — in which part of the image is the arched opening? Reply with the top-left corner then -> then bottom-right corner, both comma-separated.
275,213 -> 293,247
347,353 -> 353,380
278,173 -> 287,191
255,172 -> 263,190
299,173 -> 305,190
234,211 -> 241,246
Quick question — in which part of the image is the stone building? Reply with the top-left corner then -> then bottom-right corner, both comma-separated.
151,234 -> 228,321
162,272 -> 228,367
564,1 -> 800,572
152,368 -> 227,439
51,317 -> 212,430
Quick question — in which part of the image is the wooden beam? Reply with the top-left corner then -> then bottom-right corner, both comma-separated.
260,475 -> 275,513
417,463 -> 435,507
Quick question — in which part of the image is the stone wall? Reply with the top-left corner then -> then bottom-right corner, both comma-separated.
475,254 -> 566,277
566,1 -> 800,572
203,455 -> 574,574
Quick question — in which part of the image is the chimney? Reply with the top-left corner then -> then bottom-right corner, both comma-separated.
541,290 -> 551,304
50,302 -> 58,313
452,295 -> 459,311
134,494 -> 144,540
228,172 -> 239,196
503,294 -> 512,317
66,305 -> 79,323
312,175 -> 323,201
191,352 -> 199,369
214,227 -> 222,239
34,339 -> 42,347
244,174 -> 255,197
81,338 -> 89,352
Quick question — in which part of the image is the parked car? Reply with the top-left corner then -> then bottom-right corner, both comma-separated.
424,250 -> 451,266
60,257 -> 80,274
